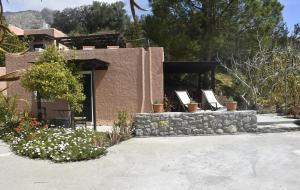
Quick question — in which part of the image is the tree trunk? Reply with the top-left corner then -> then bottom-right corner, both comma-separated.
37,92 -> 42,121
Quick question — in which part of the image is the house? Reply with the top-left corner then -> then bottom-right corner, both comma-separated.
1,25 -> 164,126
8,25 -> 69,51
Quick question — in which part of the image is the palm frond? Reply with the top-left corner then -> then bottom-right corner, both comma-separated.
130,0 -> 152,23
0,69 -> 26,82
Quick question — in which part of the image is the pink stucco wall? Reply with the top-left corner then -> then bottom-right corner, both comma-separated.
5,47 -> 164,124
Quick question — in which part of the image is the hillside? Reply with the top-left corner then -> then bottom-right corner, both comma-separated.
4,9 -> 55,29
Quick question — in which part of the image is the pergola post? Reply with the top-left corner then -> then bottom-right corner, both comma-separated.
197,73 -> 203,102
37,92 -> 42,121
92,67 -> 97,131
211,67 -> 216,92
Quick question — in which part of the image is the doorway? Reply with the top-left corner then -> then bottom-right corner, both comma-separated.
76,72 -> 93,122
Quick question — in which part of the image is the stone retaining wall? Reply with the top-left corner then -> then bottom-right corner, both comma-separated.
134,111 -> 257,136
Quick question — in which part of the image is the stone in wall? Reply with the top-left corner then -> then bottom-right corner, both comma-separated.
134,111 -> 257,136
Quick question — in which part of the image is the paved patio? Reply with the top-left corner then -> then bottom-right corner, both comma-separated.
257,114 -> 300,132
1,132 -> 300,190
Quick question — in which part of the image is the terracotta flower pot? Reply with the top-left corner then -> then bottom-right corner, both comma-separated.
153,104 -> 164,113
227,101 -> 237,111
188,103 -> 199,113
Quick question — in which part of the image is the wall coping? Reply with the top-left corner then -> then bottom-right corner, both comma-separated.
137,110 -> 257,116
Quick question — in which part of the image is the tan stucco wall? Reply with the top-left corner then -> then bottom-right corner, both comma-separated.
5,47 -> 164,124
8,25 -> 24,36
6,53 -> 35,112
24,28 -> 67,38
0,67 -> 7,95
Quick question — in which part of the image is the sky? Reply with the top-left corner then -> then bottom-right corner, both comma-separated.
2,0 -> 299,32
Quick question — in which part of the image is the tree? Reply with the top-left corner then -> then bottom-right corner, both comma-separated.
40,8 -> 56,25
21,46 -> 85,120
123,20 -> 148,47
129,0 -> 151,23
52,2 -> 130,35
143,0 -> 284,61
218,45 -> 300,111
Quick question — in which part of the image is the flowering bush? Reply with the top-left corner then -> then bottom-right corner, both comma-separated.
0,95 -> 19,137
14,113 -> 46,136
0,110 -> 132,163
11,128 -> 108,162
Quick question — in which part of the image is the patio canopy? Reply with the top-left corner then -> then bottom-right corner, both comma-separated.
163,61 -> 219,91
69,59 -> 110,71
164,61 -> 219,74
56,33 -> 126,49
30,58 -> 110,71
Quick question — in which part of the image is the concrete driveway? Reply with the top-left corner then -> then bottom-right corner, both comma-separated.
1,132 -> 300,190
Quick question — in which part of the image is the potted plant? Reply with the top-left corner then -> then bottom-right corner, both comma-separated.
188,99 -> 199,113
226,97 -> 237,111
152,100 -> 164,113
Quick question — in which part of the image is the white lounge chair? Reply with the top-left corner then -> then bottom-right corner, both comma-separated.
202,90 -> 225,111
175,90 -> 200,111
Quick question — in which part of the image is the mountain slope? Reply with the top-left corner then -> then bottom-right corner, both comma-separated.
4,9 -> 55,29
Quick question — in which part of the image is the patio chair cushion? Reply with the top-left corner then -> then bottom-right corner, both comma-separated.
202,90 -> 224,109
175,91 -> 191,107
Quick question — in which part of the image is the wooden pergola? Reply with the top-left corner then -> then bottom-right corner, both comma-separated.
164,61 -> 219,91
56,33 -> 126,49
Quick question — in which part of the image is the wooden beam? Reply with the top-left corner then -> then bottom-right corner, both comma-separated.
211,67 -> 216,91
92,67 -> 97,131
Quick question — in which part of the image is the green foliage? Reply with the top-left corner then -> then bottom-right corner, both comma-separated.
21,61 -> 85,112
10,128 -> 107,162
52,1 -> 130,34
0,1 -> 28,66
0,34 -> 28,66
163,95 -> 174,112
215,72 -> 234,97
36,45 -> 66,64
189,98 -> 197,104
14,112 -> 47,137
153,99 -> 162,104
0,95 -> 19,136
123,21 -> 148,47
143,0 -> 284,61
258,47 -> 300,108
221,46 -> 300,110
110,111 -> 133,145
227,97 -> 234,102
21,45 -> 85,112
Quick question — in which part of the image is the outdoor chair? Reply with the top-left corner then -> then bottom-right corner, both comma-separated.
202,90 -> 226,111
175,90 -> 200,112
73,116 -> 87,128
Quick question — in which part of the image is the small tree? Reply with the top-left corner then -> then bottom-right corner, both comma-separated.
218,46 -> 300,111
21,45 -> 85,120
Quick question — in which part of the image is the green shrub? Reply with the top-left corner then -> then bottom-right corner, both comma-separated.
0,95 -> 19,137
10,128 -> 107,162
20,45 -> 85,113
109,111 -> 133,145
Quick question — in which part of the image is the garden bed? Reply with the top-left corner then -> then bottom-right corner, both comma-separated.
0,105 -> 132,163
